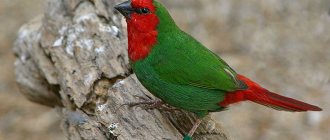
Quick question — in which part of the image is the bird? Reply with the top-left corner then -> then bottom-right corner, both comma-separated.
114,0 -> 322,139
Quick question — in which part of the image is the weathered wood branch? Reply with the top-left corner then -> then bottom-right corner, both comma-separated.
13,0 -> 229,139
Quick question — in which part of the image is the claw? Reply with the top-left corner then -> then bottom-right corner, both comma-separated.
122,99 -> 180,112
122,100 -> 163,107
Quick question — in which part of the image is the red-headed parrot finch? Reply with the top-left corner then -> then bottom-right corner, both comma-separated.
115,0 -> 322,139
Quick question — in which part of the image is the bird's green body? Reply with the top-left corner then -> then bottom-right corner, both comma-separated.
115,0 -> 321,139
132,1 -> 245,117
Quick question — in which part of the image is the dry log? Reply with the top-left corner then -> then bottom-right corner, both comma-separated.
13,0 -> 229,139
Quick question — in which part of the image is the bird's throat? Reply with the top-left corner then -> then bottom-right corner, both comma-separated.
127,13 -> 159,62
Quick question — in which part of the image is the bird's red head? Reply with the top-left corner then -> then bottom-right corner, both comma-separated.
115,0 -> 159,61
131,0 -> 155,10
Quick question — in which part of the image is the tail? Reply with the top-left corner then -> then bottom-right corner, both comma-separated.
220,74 -> 322,112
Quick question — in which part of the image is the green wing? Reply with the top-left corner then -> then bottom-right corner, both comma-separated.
148,30 -> 247,92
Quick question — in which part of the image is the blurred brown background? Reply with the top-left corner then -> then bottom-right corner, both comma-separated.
1,0 -> 329,140
0,0 -> 64,140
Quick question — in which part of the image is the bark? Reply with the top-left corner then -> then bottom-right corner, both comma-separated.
13,0 -> 229,139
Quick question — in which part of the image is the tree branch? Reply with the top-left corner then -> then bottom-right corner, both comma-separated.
13,0 -> 229,139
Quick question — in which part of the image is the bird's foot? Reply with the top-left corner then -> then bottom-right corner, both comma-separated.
123,99 -> 161,107
182,118 -> 202,140
123,100 -> 179,112
147,102 -> 180,112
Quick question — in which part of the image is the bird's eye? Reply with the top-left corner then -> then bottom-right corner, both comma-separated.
136,8 -> 150,14
141,8 -> 150,13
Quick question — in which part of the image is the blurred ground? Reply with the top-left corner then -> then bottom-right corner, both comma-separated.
0,0 -> 64,140
1,0 -> 329,140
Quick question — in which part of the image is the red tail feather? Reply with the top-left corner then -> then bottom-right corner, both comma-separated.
219,74 -> 322,112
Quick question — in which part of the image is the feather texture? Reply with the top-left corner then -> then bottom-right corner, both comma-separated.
220,75 -> 322,111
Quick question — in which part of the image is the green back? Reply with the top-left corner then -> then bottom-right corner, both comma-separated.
147,1 -> 246,91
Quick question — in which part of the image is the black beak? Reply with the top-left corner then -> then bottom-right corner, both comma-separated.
114,1 -> 133,18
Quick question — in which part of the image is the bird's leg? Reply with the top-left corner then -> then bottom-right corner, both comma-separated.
145,101 -> 180,112
123,99 -> 180,112
184,118 -> 202,140
188,118 -> 202,136
123,99 -> 162,107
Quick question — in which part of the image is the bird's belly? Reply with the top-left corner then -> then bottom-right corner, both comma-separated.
133,62 -> 225,113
